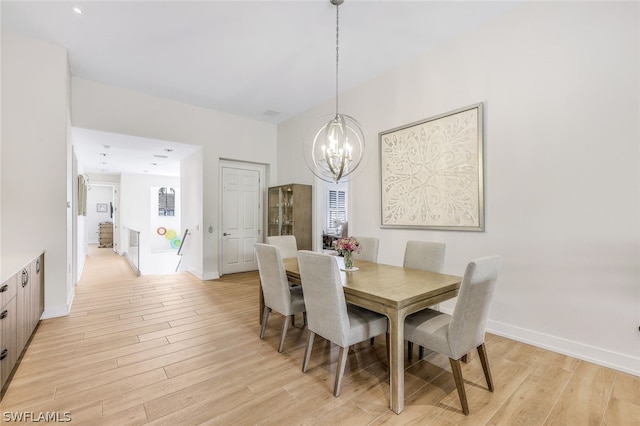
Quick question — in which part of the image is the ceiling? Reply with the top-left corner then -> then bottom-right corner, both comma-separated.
2,0 -> 524,176
71,127 -> 202,177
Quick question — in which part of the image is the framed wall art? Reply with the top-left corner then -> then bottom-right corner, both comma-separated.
96,203 -> 108,213
379,102 -> 484,231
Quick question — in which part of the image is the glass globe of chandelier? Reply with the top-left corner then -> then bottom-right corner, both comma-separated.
303,0 -> 366,183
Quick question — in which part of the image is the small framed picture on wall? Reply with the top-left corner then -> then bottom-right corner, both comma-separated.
96,203 -> 108,213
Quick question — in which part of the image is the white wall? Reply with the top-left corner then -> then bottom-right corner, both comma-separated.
0,31 -> 3,273
71,79 -> 277,280
180,149 -> 204,277
1,32 -> 73,318
277,2 -> 640,375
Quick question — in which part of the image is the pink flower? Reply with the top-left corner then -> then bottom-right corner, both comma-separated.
333,237 -> 362,256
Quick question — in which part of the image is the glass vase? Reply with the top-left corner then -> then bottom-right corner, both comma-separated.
344,251 -> 354,269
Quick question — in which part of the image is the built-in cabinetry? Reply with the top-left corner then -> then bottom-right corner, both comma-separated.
0,275 -> 17,394
267,184 -> 312,250
1,252 -> 44,397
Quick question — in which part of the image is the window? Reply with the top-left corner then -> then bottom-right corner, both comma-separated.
158,187 -> 175,216
327,185 -> 347,234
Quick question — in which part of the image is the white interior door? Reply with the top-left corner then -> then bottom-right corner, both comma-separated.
221,164 -> 263,275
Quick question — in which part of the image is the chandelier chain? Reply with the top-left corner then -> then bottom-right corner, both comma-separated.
335,3 -> 340,115
304,0 -> 365,184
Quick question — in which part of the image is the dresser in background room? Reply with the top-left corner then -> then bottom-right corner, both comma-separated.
98,222 -> 113,248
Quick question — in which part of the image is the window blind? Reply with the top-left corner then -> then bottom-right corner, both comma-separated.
328,189 -> 347,232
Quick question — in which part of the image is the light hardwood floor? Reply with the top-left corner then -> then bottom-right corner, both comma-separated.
1,246 -> 638,425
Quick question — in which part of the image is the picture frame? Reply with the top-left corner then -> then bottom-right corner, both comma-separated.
96,203 -> 108,213
379,102 -> 484,231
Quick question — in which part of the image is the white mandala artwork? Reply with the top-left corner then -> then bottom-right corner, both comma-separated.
380,103 -> 484,231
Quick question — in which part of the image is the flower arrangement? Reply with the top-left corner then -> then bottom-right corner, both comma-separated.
333,237 -> 361,269
333,237 -> 361,255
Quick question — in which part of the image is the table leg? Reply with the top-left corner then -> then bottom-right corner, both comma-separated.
388,310 -> 405,414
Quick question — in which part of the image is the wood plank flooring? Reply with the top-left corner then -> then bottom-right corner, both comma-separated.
1,246 -> 638,424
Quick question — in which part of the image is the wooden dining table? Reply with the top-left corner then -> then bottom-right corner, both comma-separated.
277,257 -> 462,414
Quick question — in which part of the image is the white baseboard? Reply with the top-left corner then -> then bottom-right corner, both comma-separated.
183,265 -> 219,281
439,307 -> 639,377
200,271 -> 219,280
41,288 -> 75,319
185,267 -> 204,280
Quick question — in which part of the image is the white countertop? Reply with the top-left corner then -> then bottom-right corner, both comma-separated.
1,251 -> 45,283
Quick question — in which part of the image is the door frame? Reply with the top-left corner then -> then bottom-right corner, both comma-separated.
218,159 -> 266,275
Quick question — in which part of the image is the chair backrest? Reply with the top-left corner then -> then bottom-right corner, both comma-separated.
297,250 -> 350,347
403,241 -> 446,272
255,243 -> 293,315
266,235 -> 298,259
448,255 -> 502,359
352,237 -> 379,262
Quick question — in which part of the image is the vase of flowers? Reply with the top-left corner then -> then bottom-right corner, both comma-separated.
334,237 -> 361,270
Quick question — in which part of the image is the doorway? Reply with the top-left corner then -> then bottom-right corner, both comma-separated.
219,160 -> 265,275
86,183 -> 118,252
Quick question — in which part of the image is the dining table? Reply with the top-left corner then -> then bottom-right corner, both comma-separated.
273,257 -> 462,415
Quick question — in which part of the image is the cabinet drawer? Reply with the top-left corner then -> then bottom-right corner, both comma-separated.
0,296 -> 18,389
0,275 -> 17,310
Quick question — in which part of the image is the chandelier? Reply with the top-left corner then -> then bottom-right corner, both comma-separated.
304,0 -> 366,183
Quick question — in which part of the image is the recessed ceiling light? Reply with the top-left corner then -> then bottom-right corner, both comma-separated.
263,110 -> 280,117
99,153 -> 107,157
151,163 -> 158,166
164,148 -> 174,153
72,7 -> 84,15
103,144 -> 111,149
153,154 -> 168,159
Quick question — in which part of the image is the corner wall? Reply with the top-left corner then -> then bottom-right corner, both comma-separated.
1,32 -> 72,317
277,2 -> 640,374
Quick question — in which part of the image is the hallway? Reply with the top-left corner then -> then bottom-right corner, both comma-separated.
81,244 -> 139,283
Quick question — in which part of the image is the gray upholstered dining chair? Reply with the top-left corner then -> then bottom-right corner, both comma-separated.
351,236 -> 379,263
404,255 -> 502,415
403,240 -> 446,272
255,243 -> 306,353
266,235 -> 298,259
297,250 -> 388,397
403,240 -> 446,360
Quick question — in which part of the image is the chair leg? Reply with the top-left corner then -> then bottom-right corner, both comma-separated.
407,341 -> 413,361
302,331 -> 315,373
449,358 -> 470,415
477,343 -> 494,392
303,311 -> 307,326
278,315 -> 291,353
461,353 -> 469,363
334,346 -> 349,397
370,337 -> 375,345
291,314 -> 295,327
418,345 -> 425,360
260,307 -> 271,339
